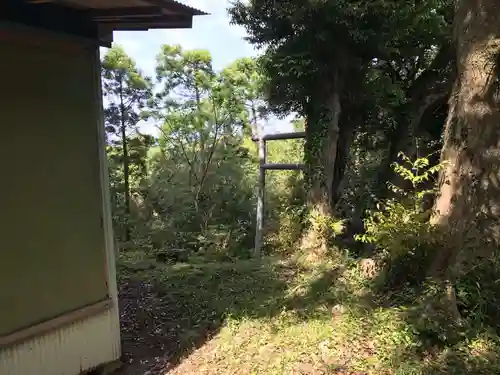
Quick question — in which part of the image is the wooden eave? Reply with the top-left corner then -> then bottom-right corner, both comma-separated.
1,0 -> 208,46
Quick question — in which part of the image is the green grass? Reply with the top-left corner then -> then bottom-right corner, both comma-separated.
117,252 -> 500,375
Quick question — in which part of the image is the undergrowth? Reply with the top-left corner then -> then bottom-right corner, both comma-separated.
328,153 -> 500,374
116,153 -> 500,374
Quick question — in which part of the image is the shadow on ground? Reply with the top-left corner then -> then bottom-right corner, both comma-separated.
114,257 -> 308,374
112,252 -> 500,375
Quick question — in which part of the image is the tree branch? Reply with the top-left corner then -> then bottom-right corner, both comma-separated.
194,95 -> 224,212
157,123 -> 200,184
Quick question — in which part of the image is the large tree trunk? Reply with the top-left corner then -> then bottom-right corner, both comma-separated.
432,0 -> 500,274
331,67 -> 366,210
331,118 -> 355,207
304,71 -> 343,217
301,56 -> 348,254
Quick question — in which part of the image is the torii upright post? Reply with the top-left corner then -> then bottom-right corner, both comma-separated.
253,131 -> 306,257
254,131 -> 266,257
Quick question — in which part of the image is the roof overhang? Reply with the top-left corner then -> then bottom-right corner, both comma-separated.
2,0 -> 207,46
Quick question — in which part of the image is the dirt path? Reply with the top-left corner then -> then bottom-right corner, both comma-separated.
112,261 -> 367,375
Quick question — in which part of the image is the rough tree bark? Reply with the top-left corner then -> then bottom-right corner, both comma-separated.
331,74 -> 366,209
331,118 -> 355,207
301,52 -> 357,254
304,69 -> 344,219
432,0 -> 500,274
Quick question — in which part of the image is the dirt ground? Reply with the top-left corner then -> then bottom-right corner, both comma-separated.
112,264 -> 367,375
113,278 -> 188,375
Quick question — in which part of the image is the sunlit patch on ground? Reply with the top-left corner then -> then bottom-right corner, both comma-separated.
114,254 -> 370,374
113,252 -> 500,375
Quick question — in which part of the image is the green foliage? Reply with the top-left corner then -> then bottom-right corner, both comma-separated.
102,46 -> 152,131
103,44 -> 303,261
307,209 -> 346,240
324,152 -> 500,374
102,45 -> 153,241
389,152 -> 445,201
228,1 -> 454,232
455,253 -> 500,330
155,44 -> 214,100
230,0 -> 452,116
264,135 -> 307,251
145,46 -> 263,257
353,153 -> 445,290
108,2 -> 500,373
356,152 -> 443,254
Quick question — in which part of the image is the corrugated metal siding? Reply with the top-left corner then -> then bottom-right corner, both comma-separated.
0,305 -> 120,375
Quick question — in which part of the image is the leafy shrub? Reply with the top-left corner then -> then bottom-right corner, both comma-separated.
355,152 -> 445,288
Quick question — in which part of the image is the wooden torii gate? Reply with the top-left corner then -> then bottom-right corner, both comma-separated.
252,131 -> 306,256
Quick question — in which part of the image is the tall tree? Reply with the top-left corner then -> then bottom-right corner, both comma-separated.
218,57 -> 269,136
155,45 -> 215,188
432,0 -> 500,272
155,46 -> 263,231
102,45 -> 152,241
230,0 -> 452,250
